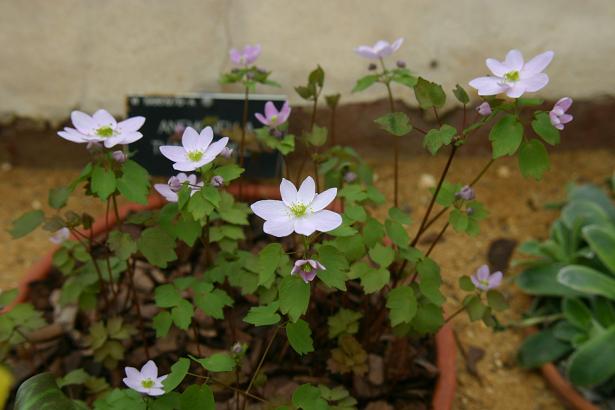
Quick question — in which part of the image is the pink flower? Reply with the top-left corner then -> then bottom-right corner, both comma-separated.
159,127 -> 229,172
49,227 -> 70,244
549,97 -> 573,130
154,173 -> 202,202
470,265 -> 503,291
469,50 -> 554,98
254,101 -> 291,128
291,259 -> 326,283
123,360 -> 167,397
354,38 -> 404,60
58,110 -> 145,148
229,44 -> 261,66
476,102 -> 492,116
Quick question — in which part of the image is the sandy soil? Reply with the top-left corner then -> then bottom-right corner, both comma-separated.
2,110 -> 614,409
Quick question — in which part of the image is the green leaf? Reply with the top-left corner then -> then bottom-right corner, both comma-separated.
374,112 -> 412,136
368,244 -> 394,268
388,207 -> 411,225
567,326 -> 615,386
9,210 -> 44,239
385,219 -> 409,248
360,267 -> 390,294
194,287 -> 233,319
309,65 -> 325,88
244,302 -> 281,326
518,329 -> 571,368
279,276 -> 311,322
306,125 -> 328,147
292,384 -> 328,410
363,218 -> 385,248
48,187 -> 71,209
328,309 -> 362,339
317,246 -> 348,291
171,299 -> 193,330
449,208 -> 469,232
517,264 -> 581,297
386,286 -> 417,326
0,288 -> 18,308
583,224 -> 615,274
417,258 -> 444,305
459,276 -> 475,291
257,243 -> 284,285
423,124 -> 456,155
486,290 -> 508,311
117,160 -> 150,205
179,385 -> 215,410
137,227 -> 177,268
91,165 -> 117,200
558,265 -> 615,299
152,311 -> 173,338
518,139 -> 550,180
452,84 -> 469,104
391,68 -> 418,88
154,284 -> 182,308
412,303 -> 443,333
531,112 -> 560,145
162,357 -> 190,392
352,74 -> 380,93
562,298 -> 592,330
414,77 -> 446,109
195,352 -> 236,372
57,369 -> 89,388
107,231 -> 137,260
15,373 -> 80,410
464,295 -> 487,321
489,114 -> 523,158
214,164 -> 244,183
286,319 -> 315,355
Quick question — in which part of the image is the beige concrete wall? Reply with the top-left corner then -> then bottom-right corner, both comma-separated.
1,0 -> 614,120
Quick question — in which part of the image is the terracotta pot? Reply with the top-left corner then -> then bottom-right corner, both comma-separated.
8,184 -> 457,409
526,328 -> 599,410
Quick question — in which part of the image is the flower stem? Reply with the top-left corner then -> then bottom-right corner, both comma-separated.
127,257 -> 150,360
380,58 -> 399,208
239,85 -> 250,168
242,324 -> 282,410
444,304 -> 466,323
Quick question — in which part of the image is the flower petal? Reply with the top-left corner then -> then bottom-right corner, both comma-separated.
251,200 -> 288,220
181,127 -> 202,151
173,161 -> 198,172
556,97 -> 573,112
297,177 -> 316,204
122,377 -> 142,391
279,101 -> 291,123
280,178 -> 298,205
71,111 -> 96,134
294,217 -> 317,236
504,49 -> 524,71
476,265 -> 490,281
485,58 -> 510,77
117,131 -> 143,145
117,116 -> 145,133
263,218 -> 295,237
391,37 -> 404,52
468,76 -> 507,96
521,51 -> 554,77
124,367 -> 141,383
505,83 -> 527,98
309,188 -> 337,211
199,127 -> 215,150
92,109 -> 116,127
264,101 -> 277,119
560,113 -> 573,124
154,184 -> 178,202
254,112 -> 268,126
229,48 -> 242,64
58,128 -> 88,143
307,210 -> 342,232
141,360 -> 158,379
488,271 -> 503,289
519,73 -> 549,93
159,145 -> 187,162
147,388 -> 166,397
354,46 -> 378,60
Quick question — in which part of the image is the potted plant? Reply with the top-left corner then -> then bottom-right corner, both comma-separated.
517,181 -> 615,410
1,41 -> 568,409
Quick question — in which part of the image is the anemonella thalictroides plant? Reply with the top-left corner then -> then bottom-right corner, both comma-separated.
4,42 -> 572,408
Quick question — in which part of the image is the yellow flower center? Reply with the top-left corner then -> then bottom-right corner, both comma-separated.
290,203 -> 308,217
96,126 -> 115,137
141,378 -> 155,388
479,279 -> 489,287
503,70 -> 520,82
187,151 -> 204,162
270,114 -> 278,124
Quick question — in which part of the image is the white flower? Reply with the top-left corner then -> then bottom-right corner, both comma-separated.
123,360 -> 167,397
49,227 -> 70,244
250,177 -> 342,237
58,110 -> 145,148
154,173 -> 203,202
159,127 -> 229,172
354,38 -> 404,60
469,49 -> 554,98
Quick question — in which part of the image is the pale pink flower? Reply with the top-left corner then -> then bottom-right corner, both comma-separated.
469,50 -> 554,98
255,101 -> 291,128
354,38 -> 404,60
159,127 -> 229,172
58,110 -> 145,148
229,44 -> 261,66
471,265 -> 503,291
549,97 -> 573,130
476,102 -> 492,116
154,173 -> 202,202
123,360 -> 167,397
291,259 -> 326,283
